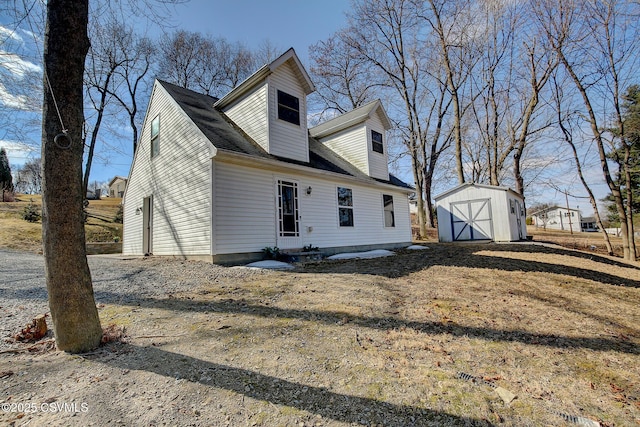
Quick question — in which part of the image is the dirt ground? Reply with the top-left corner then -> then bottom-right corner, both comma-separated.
1,243 -> 639,426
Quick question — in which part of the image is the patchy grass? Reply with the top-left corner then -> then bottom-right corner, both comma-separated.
527,226 -> 630,259
0,194 -> 122,253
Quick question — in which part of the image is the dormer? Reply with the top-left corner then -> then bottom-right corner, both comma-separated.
214,48 -> 315,163
309,100 -> 391,180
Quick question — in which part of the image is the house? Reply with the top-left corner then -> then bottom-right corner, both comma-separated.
580,216 -> 598,232
122,48 -> 413,263
434,183 -> 526,242
108,176 -> 127,198
529,206 -> 582,232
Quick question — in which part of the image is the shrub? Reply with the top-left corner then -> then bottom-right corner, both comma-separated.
22,199 -> 41,222
302,244 -> 319,252
262,246 -> 280,260
114,205 -> 123,223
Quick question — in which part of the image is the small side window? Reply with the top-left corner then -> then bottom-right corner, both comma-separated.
383,194 -> 395,227
151,115 -> 160,158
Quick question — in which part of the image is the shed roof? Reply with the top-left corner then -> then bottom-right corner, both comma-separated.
157,80 -> 412,190
434,183 -> 523,201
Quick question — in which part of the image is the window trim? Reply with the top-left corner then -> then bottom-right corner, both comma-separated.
337,186 -> 354,227
277,90 -> 300,126
150,115 -> 160,158
371,129 -> 384,154
383,194 -> 395,227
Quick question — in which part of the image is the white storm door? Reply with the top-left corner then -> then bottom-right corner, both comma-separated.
450,199 -> 493,241
276,180 -> 302,249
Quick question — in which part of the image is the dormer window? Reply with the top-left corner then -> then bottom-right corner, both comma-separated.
371,130 -> 384,154
277,90 -> 300,126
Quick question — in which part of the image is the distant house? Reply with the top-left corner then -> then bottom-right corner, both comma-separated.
529,206 -> 582,232
122,48 -> 413,263
109,176 -> 127,198
434,183 -> 526,242
580,216 -> 598,232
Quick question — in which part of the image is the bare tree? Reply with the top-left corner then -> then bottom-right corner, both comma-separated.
419,0 -> 479,184
14,157 -> 42,194
551,74 -> 614,254
42,0 -> 102,352
534,0 -> 638,260
158,30 -> 254,97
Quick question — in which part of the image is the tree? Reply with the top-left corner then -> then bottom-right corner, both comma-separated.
534,0 -> 638,261
14,157 -> 42,194
0,148 -> 14,201
41,0 -> 102,352
158,30 -> 255,97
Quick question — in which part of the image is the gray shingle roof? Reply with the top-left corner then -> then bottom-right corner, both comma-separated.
158,80 -> 412,190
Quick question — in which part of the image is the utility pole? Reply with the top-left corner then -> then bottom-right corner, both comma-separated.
565,191 -> 574,235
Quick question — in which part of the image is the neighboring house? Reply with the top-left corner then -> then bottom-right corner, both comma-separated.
108,176 -> 127,198
434,183 -> 526,242
580,216 -> 598,232
123,48 -> 413,263
529,206 -> 582,232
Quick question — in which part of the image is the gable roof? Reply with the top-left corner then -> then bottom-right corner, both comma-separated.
434,183 -> 523,201
309,100 -> 392,139
157,80 -> 412,191
214,48 -> 315,109
108,176 -> 127,187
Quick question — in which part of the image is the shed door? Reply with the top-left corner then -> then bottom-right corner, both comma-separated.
450,199 -> 493,241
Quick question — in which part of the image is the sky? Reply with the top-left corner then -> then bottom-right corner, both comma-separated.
0,0 -> 351,185
0,1 -> 615,216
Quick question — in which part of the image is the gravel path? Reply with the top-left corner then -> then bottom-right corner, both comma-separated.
0,249 -> 267,350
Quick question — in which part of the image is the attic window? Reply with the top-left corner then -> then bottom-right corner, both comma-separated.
371,130 -> 384,154
277,90 -> 300,125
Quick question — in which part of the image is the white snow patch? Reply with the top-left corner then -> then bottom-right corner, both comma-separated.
245,260 -> 294,270
407,245 -> 429,250
327,249 -> 395,260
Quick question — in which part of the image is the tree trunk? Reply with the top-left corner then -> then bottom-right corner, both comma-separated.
41,0 -> 102,353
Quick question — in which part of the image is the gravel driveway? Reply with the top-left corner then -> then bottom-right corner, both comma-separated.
0,249 -> 264,350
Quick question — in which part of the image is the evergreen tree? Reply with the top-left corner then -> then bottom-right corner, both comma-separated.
0,148 -> 14,201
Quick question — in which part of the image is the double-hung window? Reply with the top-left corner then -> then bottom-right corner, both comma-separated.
150,115 -> 160,158
277,90 -> 300,125
371,130 -> 384,154
337,187 -> 354,227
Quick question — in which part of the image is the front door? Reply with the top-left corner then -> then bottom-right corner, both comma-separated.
276,180 -> 302,249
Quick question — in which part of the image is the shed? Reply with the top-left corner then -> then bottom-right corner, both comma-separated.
434,183 -> 526,242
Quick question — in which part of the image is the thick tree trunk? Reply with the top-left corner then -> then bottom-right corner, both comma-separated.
41,0 -> 102,353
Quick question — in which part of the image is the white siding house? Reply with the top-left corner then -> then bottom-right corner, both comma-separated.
434,183 -> 526,242
123,48 -> 413,263
529,206 -> 582,232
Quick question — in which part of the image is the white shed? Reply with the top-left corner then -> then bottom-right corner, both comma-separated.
434,183 -> 526,242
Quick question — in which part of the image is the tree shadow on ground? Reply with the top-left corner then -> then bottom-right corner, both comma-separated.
87,343 -> 489,427
300,243 -> 640,287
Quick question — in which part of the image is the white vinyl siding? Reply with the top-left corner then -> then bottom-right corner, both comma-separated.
123,82 -> 211,256
222,83 -> 269,152
267,61 -> 309,162
321,126 -> 368,174
211,160 -> 411,255
213,162 -> 276,254
367,114 -> 390,180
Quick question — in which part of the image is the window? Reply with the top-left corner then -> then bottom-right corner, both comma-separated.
383,194 -> 395,227
150,115 -> 160,158
337,187 -> 353,227
371,130 -> 384,154
277,90 -> 300,125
